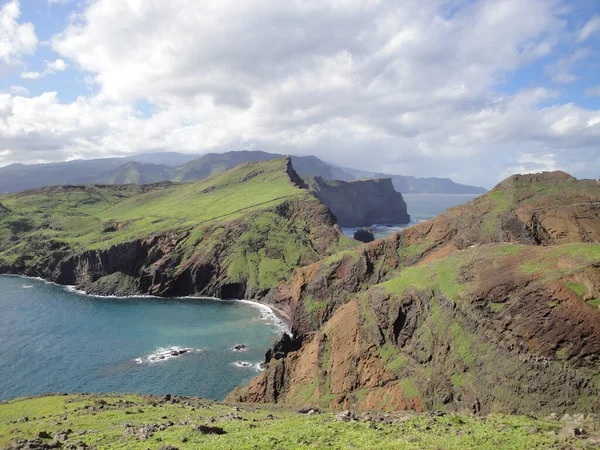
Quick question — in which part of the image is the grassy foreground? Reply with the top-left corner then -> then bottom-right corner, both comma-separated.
0,394 -> 597,449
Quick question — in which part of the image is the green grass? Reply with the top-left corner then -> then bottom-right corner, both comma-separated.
0,159 -> 308,252
566,282 -> 587,297
520,244 -> 600,280
378,343 -> 409,373
489,302 -> 505,312
305,296 -> 329,314
0,394 -> 583,450
381,252 -> 466,302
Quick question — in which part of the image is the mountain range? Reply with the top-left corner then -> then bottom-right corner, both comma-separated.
0,150 -> 486,195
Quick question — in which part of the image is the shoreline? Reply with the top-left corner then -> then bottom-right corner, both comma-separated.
3,273 -> 291,334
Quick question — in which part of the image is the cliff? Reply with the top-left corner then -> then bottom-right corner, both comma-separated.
305,176 -> 410,227
0,158 -> 354,301
228,171 -> 600,415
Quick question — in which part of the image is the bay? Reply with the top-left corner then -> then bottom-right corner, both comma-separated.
0,276 -> 284,401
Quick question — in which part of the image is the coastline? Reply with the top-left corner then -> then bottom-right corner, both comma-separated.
3,273 -> 291,334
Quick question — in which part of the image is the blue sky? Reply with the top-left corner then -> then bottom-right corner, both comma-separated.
0,0 -> 599,188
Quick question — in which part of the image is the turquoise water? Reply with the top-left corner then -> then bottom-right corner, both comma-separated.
342,193 -> 480,239
0,276 -> 285,401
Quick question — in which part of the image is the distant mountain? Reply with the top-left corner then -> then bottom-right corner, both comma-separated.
123,152 -> 199,167
94,162 -> 174,185
0,150 -> 486,194
171,151 -> 354,182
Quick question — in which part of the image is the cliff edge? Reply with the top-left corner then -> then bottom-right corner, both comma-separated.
305,176 -> 410,227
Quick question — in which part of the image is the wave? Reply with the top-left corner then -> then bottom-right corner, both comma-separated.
232,361 -> 266,372
135,346 -> 202,364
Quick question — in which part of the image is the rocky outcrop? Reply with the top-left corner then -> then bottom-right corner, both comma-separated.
305,177 -> 410,227
353,228 -> 374,243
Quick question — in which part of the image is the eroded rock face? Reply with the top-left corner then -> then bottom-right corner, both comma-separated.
305,176 -> 410,227
230,248 -> 600,414
230,172 -> 600,414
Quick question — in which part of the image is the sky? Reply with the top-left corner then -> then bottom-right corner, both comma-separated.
0,0 -> 599,188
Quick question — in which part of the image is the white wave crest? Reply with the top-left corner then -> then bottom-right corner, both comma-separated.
135,346 -> 202,364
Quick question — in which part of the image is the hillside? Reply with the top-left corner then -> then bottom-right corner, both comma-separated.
0,158 -> 354,299
0,151 -> 486,195
1,394 -> 597,450
305,176 -> 410,227
94,161 -> 174,185
229,171 -> 600,415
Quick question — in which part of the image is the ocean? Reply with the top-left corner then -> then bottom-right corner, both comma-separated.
342,193 -> 480,239
0,276 -> 285,401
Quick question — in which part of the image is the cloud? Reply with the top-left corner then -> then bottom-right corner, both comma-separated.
545,47 -> 590,84
585,85 -> 600,97
46,58 -> 67,72
20,70 -> 42,80
9,85 -> 28,95
20,58 -> 67,80
578,15 -> 600,42
0,0 -> 37,64
0,0 -> 597,187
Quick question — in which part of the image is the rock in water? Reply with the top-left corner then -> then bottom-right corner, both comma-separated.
353,228 -> 375,243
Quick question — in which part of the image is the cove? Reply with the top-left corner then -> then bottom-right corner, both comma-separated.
0,275 -> 285,401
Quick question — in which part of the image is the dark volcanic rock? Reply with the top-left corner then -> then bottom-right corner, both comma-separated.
354,228 -> 375,243
305,176 -> 410,227
264,333 -> 303,364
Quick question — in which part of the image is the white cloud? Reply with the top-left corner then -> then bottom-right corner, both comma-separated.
9,85 -> 28,96
0,0 -> 37,64
20,70 -> 42,79
0,0 -> 598,187
545,47 -> 590,84
20,58 -> 67,80
585,85 -> 600,97
46,58 -> 67,72
578,15 -> 600,42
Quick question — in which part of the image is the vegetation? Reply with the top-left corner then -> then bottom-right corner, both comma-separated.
0,158 -> 355,294
0,394 -> 592,450
0,159 -> 308,252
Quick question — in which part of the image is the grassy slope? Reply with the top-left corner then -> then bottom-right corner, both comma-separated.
0,394 -> 591,450
0,158 -> 355,294
0,159 -> 306,252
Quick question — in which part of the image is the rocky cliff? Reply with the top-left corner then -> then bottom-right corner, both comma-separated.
228,172 -> 600,415
0,158 -> 354,302
305,176 -> 410,227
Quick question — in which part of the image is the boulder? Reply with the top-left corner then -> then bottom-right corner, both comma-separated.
353,228 -> 375,243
